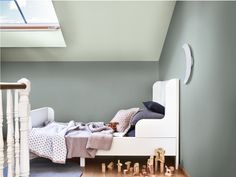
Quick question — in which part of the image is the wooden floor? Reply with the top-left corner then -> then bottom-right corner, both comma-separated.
72,157 -> 187,177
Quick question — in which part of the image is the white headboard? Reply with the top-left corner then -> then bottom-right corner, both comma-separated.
136,78 -> 179,137
142,78 -> 180,137
153,79 -> 179,114
153,80 -> 167,106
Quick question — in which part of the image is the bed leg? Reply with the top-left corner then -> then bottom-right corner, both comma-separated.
175,156 -> 179,170
80,158 -> 85,167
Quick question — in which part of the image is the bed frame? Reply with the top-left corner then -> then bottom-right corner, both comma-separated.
30,79 -> 179,169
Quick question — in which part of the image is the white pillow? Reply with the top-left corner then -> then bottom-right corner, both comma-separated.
110,108 -> 139,132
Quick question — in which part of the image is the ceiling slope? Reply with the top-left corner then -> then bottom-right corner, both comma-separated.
1,1 -> 175,61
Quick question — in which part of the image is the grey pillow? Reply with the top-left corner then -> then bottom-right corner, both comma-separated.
130,109 -> 164,126
143,101 -> 165,115
126,129 -> 135,137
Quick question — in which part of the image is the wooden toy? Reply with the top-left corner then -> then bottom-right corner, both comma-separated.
150,156 -> 154,174
107,162 -> 114,170
147,156 -> 154,174
133,163 -> 140,176
101,163 -> 106,173
169,166 -> 175,172
123,169 -> 128,175
155,148 -> 165,173
125,161 -> 131,171
154,152 -> 158,172
160,163 -> 165,173
142,164 -> 147,175
107,122 -> 119,131
165,165 -> 172,176
147,159 -> 151,173
117,160 -> 123,173
130,167 -> 134,173
142,168 -> 147,176
164,165 -> 175,176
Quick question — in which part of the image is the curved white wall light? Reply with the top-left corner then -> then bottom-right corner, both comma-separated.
182,43 -> 193,84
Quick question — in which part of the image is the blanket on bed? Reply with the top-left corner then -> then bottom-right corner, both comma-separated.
29,121 -> 113,164
29,121 -> 80,163
66,122 -> 114,158
86,122 -> 113,154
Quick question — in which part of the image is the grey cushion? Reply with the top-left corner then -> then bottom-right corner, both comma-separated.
126,129 -> 135,137
130,108 -> 164,126
143,101 -> 165,115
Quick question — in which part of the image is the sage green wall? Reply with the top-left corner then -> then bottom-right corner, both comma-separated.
2,62 -> 158,123
0,49 -> 1,81
159,2 -> 236,177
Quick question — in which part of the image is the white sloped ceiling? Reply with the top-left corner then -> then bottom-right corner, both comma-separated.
1,1 -> 175,61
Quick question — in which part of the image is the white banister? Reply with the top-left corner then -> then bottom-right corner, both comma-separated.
18,79 -> 31,177
1,79 -> 30,177
14,90 -> 20,177
6,90 -> 14,177
0,91 -> 4,177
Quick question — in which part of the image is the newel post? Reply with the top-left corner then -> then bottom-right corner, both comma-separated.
18,78 -> 31,177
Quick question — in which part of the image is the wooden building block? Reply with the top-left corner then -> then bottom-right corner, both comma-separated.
101,163 -> 106,173
117,160 -> 123,173
107,162 -> 114,170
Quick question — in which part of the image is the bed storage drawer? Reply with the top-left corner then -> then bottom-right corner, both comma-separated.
96,137 -> 176,156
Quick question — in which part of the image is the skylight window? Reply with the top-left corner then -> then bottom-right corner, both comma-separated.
0,0 -> 66,47
0,0 -> 60,30
0,0 -> 24,23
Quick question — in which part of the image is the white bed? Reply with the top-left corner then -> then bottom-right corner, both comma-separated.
30,79 -> 179,169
